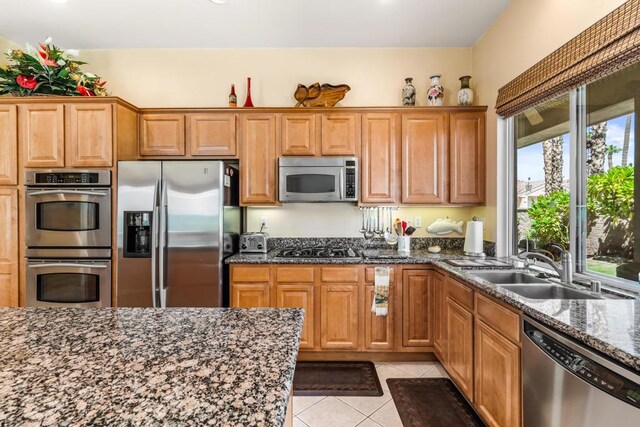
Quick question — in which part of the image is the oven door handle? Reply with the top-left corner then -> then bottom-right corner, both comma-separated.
28,263 -> 108,269
27,190 -> 109,197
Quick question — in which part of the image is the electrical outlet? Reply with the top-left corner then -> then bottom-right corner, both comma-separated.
260,217 -> 267,229
414,216 -> 422,227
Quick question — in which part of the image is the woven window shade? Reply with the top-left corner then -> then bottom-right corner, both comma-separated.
496,0 -> 640,118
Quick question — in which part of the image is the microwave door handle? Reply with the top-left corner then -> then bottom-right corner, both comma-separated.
159,179 -> 168,309
27,190 -> 109,197
28,263 -> 108,269
339,169 -> 344,200
151,179 -> 160,308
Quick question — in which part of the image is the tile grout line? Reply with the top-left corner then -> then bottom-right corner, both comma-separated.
293,396 -> 327,418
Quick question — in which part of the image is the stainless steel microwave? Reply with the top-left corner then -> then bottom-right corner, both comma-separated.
278,157 -> 358,202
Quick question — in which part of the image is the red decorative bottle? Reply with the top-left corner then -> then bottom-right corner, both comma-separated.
228,84 -> 237,108
243,77 -> 254,108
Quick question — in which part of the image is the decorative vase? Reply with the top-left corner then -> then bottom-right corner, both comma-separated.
228,84 -> 237,107
427,74 -> 444,106
457,75 -> 474,106
243,77 -> 254,108
402,77 -> 416,106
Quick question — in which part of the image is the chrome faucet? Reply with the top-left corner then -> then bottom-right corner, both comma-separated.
519,246 -> 573,285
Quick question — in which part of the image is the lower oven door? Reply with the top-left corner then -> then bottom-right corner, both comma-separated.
26,260 -> 112,307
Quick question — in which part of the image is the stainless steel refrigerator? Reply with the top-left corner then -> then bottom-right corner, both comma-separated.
117,161 -> 241,307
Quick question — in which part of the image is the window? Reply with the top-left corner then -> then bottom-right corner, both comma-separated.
510,62 -> 639,289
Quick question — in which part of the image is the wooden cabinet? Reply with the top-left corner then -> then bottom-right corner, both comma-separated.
187,113 -> 237,156
275,266 -> 316,350
65,104 -> 113,167
446,297 -> 474,401
320,283 -> 359,350
449,112 -> 485,204
0,105 -> 17,185
432,271 -> 446,359
231,283 -> 270,308
240,114 -> 278,205
360,113 -> 399,204
320,113 -> 358,156
402,270 -> 432,347
281,114 -> 317,156
365,285 -> 394,350
20,104 -> 65,167
140,114 -> 185,156
401,113 -> 447,204
475,320 -> 521,427
0,189 -> 18,307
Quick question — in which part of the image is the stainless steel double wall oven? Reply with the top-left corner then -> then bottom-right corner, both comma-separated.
24,170 -> 112,307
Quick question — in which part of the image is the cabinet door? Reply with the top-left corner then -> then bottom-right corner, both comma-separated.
401,113 -> 446,204
20,104 -> 65,167
475,320 -> 521,427
432,271 -> 446,359
0,189 -> 18,307
276,284 -> 315,349
320,284 -> 359,349
0,105 -> 17,185
65,103 -> 113,167
281,114 -> 317,156
231,283 -> 270,308
240,114 -> 278,205
447,298 -> 474,401
187,113 -> 237,156
449,112 -> 485,204
140,114 -> 185,156
361,113 -> 399,204
365,285 -> 394,350
320,113 -> 358,156
402,270 -> 433,347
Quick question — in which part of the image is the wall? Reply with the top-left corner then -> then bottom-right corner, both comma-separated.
0,36 -> 19,65
471,0 -> 628,241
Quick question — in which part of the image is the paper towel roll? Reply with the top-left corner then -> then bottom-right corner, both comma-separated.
464,220 -> 484,256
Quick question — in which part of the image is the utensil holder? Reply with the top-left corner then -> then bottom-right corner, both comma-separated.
398,236 -> 411,254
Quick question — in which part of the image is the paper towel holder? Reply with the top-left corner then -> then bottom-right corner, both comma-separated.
464,216 -> 486,257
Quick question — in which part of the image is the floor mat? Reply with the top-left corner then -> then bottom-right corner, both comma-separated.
293,361 -> 383,397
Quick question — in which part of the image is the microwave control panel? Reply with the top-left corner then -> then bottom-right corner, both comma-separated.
345,167 -> 357,199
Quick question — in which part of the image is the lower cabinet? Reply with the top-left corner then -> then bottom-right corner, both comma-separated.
365,284 -> 394,350
432,271 -> 446,359
231,283 -> 270,308
276,284 -> 315,350
402,270 -> 432,347
446,297 -> 474,401
475,320 -> 521,427
320,284 -> 359,350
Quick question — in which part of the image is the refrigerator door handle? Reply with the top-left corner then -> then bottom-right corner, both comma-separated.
151,179 -> 160,308
159,179 -> 168,308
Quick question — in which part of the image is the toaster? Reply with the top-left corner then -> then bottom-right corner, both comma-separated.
240,232 -> 269,254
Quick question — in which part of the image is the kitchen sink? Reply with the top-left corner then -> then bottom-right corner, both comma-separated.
500,284 -> 601,300
470,271 -> 549,284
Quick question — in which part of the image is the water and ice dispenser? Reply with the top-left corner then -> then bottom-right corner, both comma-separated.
123,212 -> 152,258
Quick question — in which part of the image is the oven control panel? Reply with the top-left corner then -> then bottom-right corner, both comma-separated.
25,170 -> 111,186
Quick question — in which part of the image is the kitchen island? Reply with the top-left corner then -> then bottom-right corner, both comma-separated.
0,307 -> 303,426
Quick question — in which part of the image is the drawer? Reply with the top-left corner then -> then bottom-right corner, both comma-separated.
321,266 -> 359,283
446,277 -> 474,311
475,293 -> 521,343
365,267 -> 395,284
231,266 -> 270,282
276,267 -> 315,283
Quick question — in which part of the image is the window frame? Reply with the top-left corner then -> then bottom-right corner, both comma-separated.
504,87 -> 639,292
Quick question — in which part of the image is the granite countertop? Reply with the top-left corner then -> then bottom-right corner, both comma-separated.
0,308 -> 304,426
227,248 -> 640,373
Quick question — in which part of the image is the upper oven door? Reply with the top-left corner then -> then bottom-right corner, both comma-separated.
279,167 -> 342,202
26,188 -> 112,248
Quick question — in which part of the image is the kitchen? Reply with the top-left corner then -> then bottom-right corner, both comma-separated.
1,0 -> 639,426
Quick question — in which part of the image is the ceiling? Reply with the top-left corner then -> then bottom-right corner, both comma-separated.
0,0 -> 511,49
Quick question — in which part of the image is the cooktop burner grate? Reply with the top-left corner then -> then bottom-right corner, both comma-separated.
276,247 -> 359,259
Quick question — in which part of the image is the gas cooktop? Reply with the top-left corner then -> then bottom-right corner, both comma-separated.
275,247 -> 359,259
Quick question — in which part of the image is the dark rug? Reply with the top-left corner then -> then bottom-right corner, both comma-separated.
293,361 -> 383,397
387,378 -> 485,427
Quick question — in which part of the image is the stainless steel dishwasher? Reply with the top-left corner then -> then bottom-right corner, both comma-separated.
522,316 -> 640,426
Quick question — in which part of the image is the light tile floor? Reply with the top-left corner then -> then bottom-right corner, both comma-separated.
293,361 -> 449,427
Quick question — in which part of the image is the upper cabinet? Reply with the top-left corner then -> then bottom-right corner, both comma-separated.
401,113 -> 447,204
240,114 -> 278,205
65,104 -> 113,167
320,113 -> 359,156
360,113 -> 399,204
140,113 -> 185,156
281,113 -> 317,156
0,105 -> 17,185
449,112 -> 485,204
187,113 -> 237,156
20,104 -> 65,168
